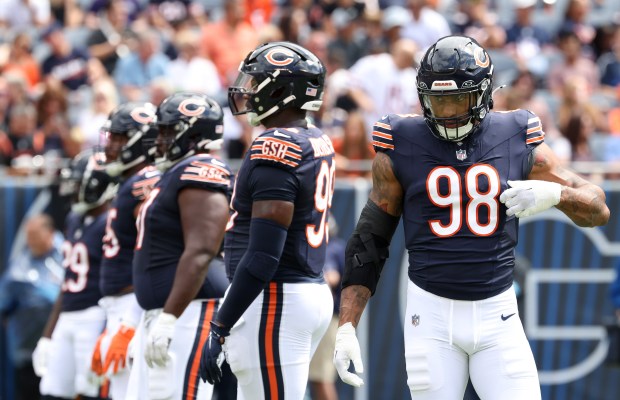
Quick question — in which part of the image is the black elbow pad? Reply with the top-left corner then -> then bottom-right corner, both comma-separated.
342,232 -> 390,295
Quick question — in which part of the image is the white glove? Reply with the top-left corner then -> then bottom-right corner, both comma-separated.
145,312 -> 177,368
499,180 -> 561,218
333,322 -> 364,387
32,337 -> 52,377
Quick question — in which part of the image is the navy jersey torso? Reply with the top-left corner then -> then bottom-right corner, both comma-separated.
372,110 -> 544,300
224,126 -> 336,283
133,154 -> 232,310
61,211 -> 107,312
100,166 -> 161,296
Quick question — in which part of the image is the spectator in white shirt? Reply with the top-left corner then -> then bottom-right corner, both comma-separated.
166,28 -> 222,96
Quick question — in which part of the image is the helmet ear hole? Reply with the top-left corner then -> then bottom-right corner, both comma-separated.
269,85 -> 286,100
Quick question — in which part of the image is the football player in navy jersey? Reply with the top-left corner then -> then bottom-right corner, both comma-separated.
199,41 -> 335,400
89,102 -> 161,399
34,149 -> 117,400
126,92 -> 232,400
334,35 -> 611,399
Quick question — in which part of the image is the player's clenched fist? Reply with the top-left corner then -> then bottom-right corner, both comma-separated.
199,322 -> 229,385
333,322 -> 364,387
500,180 -> 561,218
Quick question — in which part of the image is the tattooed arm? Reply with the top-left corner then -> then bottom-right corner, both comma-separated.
339,152 -> 404,327
528,143 -> 610,227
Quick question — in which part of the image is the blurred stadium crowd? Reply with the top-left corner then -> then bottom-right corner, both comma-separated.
0,0 -> 619,178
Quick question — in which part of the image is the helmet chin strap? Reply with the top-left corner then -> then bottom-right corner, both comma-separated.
105,156 -> 146,177
248,95 -> 297,126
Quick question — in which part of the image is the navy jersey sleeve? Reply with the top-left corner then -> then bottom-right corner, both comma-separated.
248,165 -> 299,202
525,110 -> 545,150
249,129 -> 303,171
371,115 -> 395,154
176,157 -> 232,195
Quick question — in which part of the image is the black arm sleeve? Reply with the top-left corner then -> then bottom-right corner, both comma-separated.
341,200 -> 400,295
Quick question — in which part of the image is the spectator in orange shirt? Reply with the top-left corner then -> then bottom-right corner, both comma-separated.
200,0 -> 258,86
2,33 -> 41,91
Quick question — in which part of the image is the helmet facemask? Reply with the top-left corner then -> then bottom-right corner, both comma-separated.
416,35 -> 495,142
101,103 -> 157,176
71,153 -> 118,215
419,77 -> 491,142
229,70 -> 298,127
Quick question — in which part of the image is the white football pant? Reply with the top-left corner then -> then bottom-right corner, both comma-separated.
223,282 -> 333,400
404,281 -> 541,399
39,305 -> 106,398
125,299 -> 218,400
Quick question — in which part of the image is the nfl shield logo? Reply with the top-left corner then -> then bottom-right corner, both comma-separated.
456,149 -> 467,161
411,314 -> 420,327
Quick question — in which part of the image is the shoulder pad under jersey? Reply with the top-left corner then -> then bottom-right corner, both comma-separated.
249,128 -> 304,170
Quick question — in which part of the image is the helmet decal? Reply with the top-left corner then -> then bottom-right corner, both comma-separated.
264,48 -> 296,66
178,98 -> 207,117
130,107 -> 155,124
474,48 -> 490,68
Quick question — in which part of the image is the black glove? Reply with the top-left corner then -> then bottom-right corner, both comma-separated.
199,322 -> 230,384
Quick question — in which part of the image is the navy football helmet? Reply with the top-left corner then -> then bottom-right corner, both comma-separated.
154,92 -> 224,171
417,35 -> 494,142
102,102 -> 157,176
59,149 -> 118,215
228,41 -> 326,126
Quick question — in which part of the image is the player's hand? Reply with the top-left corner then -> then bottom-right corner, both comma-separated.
499,180 -> 561,218
91,330 -> 107,375
199,322 -> 229,385
103,324 -> 135,374
32,337 -> 52,377
145,312 -> 176,368
334,322 -> 364,387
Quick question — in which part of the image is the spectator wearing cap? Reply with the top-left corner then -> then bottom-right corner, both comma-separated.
401,0 -> 451,53
41,24 -> 90,93
450,0 -> 506,49
113,28 -> 170,102
504,0 -> 553,77
381,6 -> 413,49
87,0 -> 135,76
327,7 -> 367,68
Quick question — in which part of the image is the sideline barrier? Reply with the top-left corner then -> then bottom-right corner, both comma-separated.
1,179 -> 619,400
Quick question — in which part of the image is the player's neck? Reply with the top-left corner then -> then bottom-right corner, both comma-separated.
123,163 -> 146,178
262,110 -> 308,130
